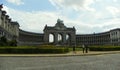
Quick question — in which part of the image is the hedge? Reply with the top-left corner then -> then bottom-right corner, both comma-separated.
0,36 -> 17,46
0,47 -> 69,54
89,46 -> 120,51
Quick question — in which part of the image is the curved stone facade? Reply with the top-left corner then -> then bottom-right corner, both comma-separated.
76,28 -> 120,46
109,28 -> 120,46
76,32 -> 110,46
18,29 -> 44,46
1,5 -> 120,46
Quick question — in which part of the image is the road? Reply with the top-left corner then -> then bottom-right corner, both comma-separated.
0,54 -> 120,70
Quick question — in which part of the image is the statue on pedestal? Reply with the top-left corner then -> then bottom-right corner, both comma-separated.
55,19 -> 66,30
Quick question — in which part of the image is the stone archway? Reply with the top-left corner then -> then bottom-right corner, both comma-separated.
43,19 -> 76,46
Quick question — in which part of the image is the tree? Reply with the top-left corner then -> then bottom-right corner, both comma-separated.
8,40 -> 17,46
0,36 -> 8,46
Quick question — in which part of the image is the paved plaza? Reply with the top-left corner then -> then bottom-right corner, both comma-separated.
0,53 -> 120,70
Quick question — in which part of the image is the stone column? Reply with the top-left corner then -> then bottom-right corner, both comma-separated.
54,33 -> 58,45
44,32 -> 49,44
0,11 -> 1,26
70,32 -> 76,46
62,33 -> 66,45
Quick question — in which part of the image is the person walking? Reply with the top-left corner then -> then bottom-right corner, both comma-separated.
85,44 -> 88,53
82,44 -> 85,53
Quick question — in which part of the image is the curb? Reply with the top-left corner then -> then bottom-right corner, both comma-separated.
0,51 -> 120,57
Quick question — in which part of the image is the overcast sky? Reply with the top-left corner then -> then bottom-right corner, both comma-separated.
1,0 -> 120,34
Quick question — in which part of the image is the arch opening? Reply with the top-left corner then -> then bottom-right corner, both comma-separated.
66,34 -> 71,45
66,34 -> 69,40
58,33 -> 63,44
49,34 -> 54,43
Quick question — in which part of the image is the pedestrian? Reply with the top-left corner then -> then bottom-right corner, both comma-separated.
85,44 -> 88,53
82,44 -> 85,53
73,46 -> 76,54
73,46 -> 75,51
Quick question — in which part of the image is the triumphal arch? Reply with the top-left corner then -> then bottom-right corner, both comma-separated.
43,19 -> 76,46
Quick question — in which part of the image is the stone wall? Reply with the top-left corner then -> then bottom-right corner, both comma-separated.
18,29 -> 44,46
76,31 -> 111,46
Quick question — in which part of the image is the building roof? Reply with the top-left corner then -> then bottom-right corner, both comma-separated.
110,28 -> 120,31
11,21 -> 20,27
19,29 -> 44,36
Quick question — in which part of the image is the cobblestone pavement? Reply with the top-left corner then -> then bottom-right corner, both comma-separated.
0,53 -> 120,70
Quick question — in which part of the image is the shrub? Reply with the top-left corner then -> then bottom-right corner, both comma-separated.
0,36 -> 17,47
89,46 -> 120,51
8,40 -> 17,46
0,46 -> 69,54
0,36 -> 8,46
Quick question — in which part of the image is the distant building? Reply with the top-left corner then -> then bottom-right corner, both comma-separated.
18,19 -> 120,46
0,7 -> 120,46
0,9 -> 19,42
